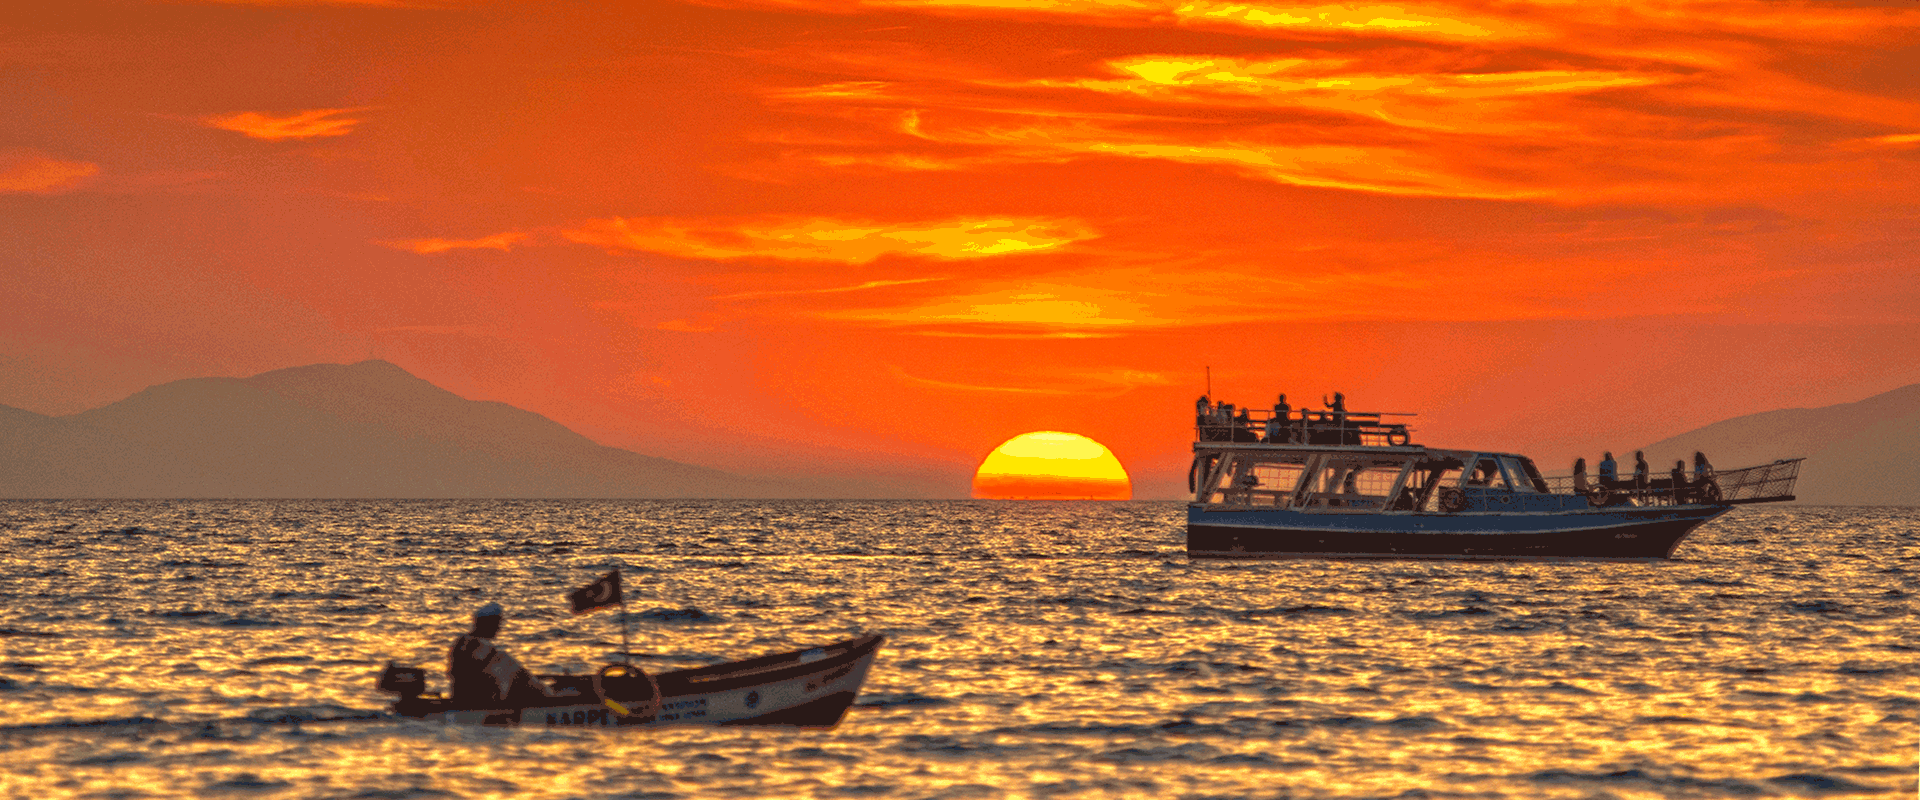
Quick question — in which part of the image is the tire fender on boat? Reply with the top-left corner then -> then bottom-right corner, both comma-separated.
1437,486 -> 1467,513
1586,487 -> 1612,508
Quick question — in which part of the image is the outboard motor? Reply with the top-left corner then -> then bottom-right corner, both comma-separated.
376,662 -> 427,701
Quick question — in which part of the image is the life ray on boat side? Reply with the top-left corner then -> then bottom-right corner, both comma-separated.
1187,393 -> 1803,560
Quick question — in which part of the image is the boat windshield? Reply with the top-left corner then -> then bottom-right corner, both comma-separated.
1499,457 -> 1540,492
1466,456 -> 1509,489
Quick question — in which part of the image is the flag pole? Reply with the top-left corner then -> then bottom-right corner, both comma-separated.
618,602 -> 632,666
617,568 -> 632,665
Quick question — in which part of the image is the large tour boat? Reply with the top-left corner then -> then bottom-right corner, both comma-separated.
1187,393 -> 1802,559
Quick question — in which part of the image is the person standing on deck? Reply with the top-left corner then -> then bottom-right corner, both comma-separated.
1671,460 -> 1690,504
1573,458 -> 1590,494
1633,451 -> 1650,494
1693,452 -> 1714,480
1598,452 -> 1618,486
1267,394 -> 1292,443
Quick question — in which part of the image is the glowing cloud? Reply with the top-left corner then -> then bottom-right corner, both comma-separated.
563,215 -> 1098,263
973,431 -> 1132,500
203,108 -> 365,141
1175,1 -> 1504,39
0,150 -> 99,194
377,232 -> 529,254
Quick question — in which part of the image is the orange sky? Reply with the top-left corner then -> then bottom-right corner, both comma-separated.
3,0 -> 1918,498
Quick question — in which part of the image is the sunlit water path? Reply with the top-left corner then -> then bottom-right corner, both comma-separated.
1,501 -> 1914,799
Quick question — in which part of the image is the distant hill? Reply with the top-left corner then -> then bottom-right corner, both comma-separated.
0,360 -> 771,498
1638,383 -> 1920,506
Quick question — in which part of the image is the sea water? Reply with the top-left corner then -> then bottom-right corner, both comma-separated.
0,501 -> 1913,799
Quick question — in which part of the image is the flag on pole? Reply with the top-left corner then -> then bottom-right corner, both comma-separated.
568,569 -> 622,615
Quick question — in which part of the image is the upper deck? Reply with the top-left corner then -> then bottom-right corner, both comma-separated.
1196,393 -> 1416,449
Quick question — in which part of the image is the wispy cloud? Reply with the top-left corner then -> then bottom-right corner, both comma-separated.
737,0 -> 1920,203
891,365 -> 1178,396
1843,133 -> 1920,150
377,232 -> 529,254
203,108 -> 366,141
0,149 -> 100,194
562,215 -> 1099,263
713,276 -> 950,300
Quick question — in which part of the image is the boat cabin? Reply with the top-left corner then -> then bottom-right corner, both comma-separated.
1191,443 -> 1579,514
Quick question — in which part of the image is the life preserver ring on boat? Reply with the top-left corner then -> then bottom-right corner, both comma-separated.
1437,486 -> 1467,513
1586,486 -> 1611,508
1386,426 -> 1410,446
593,663 -> 659,718
1697,479 -> 1722,504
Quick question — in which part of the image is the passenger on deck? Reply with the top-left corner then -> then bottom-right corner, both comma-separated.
1671,460 -> 1689,503
1599,452 -> 1618,486
1325,392 -> 1355,444
1693,452 -> 1714,480
1269,394 -> 1292,443
1573,458 -> 1589,494
448,603 -> 565,710
1633,451 -> 1650,493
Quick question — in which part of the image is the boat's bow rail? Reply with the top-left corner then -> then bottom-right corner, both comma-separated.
1532,457 -> 1802,506
1702,458 -> 1803,504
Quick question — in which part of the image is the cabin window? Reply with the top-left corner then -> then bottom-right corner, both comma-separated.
1306,461 -> 1402,508
1466,457 -> 1510,489
1498,457 -> 1539,492
1207,458 -> 1306,505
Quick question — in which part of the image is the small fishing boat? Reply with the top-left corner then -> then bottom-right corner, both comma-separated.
378,633 -> 884,728
1188,393 -> 1802,559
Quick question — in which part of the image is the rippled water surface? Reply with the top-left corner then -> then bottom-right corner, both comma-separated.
0,501 -> 1914,799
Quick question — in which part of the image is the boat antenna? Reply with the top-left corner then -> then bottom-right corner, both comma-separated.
1205,365 -> 1212,398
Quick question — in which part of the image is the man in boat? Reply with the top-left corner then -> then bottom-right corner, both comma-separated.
1633,451 -> 1651,494
448,602 -> 568,709
1598,452 -> 1618,487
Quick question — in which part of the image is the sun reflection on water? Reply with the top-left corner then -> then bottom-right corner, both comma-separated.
0,501 -> 1913,798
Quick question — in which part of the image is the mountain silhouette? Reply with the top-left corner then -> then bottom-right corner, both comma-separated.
0,360 -> 767,498
1637,383 -> 1920,505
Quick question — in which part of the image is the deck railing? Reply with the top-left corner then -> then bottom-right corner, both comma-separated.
1196,407 -> 1414,447
1537,458 -> 1803,506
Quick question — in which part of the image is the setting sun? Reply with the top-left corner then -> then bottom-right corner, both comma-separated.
972,431 -> 1132,500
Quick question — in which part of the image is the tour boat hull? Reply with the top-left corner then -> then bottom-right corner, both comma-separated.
1188,505 -> 1731,559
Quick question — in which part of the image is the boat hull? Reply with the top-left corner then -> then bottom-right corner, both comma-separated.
397,634 -> 883,728
1188,505 -> 1730,560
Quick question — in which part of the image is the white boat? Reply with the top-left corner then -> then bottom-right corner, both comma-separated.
1188,393 -> 1802,559
377,634 -> 883,728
